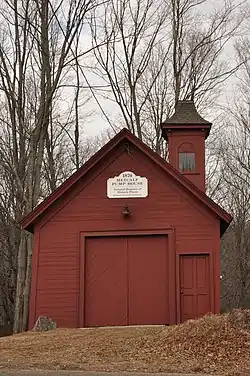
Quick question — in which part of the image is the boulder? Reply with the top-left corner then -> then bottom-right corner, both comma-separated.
32,316 -> 57,332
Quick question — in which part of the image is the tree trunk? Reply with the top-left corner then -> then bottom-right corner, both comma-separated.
13,233 -> 26,333
22,235 -> 33,331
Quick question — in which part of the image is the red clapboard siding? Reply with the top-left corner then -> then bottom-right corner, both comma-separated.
30,141 -> 221,329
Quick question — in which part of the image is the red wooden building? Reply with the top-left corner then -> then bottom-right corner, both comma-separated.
21,100 -> 232,329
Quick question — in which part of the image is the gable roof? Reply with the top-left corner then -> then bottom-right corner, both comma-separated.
20,128 -> 232,235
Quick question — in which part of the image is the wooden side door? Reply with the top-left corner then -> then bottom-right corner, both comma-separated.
180,254 -> 210,322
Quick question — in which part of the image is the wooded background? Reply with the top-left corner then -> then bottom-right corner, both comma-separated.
0,0 -> 249,334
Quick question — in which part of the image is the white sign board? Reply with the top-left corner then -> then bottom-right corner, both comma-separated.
107,171 -> 148,198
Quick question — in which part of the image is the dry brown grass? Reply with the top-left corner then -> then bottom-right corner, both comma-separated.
0,313 -> 250,375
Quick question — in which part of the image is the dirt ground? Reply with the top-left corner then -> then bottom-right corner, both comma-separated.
0,371 -> 212,376
0,313 -> 250,376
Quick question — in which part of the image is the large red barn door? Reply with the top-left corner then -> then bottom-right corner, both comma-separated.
85,237 -> 128,327
128,235 -> 168,325
180,254 -> 210,322
84,234 -> 169,327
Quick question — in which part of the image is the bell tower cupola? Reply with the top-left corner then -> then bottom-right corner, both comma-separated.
161,100 -> 212,192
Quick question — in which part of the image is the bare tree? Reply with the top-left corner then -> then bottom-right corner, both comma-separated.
171,0 -> 243,103
90,0 -> 244,154
219,127 -> 250,309
90,0 -> 170,140
216,54 -> 250,309
0,0 -> 102,333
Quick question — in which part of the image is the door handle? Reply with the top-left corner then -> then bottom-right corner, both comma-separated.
180,288 -> 184,294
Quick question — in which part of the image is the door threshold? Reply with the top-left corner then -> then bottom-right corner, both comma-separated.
79,325 -> 166,329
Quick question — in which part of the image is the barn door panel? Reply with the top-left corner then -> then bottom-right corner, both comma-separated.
180,254 -> 210,322
85,236 -> 128,327
128,235 -> 169,325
